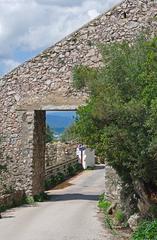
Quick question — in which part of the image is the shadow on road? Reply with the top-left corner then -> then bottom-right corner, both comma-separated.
94,164 -> 105,170
48,193 -> 99,202
1,215 -> 14,219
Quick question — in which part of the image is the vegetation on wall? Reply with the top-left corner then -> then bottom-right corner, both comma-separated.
72,36 -> 157,215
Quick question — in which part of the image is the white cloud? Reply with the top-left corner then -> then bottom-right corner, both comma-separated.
0,0 -> 122,75
88,9 -> 99,19
1,59 -> 20,74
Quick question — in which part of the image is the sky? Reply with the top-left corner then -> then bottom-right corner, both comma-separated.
0,0 -> 122,76
46,111 -> 77,135
46,111 -> 76,118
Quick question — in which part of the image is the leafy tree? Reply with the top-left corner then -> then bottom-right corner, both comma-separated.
61,123 -> 77,142
46,125 -> 54,143
73,36 -> 157,198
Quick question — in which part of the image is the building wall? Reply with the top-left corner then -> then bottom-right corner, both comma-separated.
0,0 -> 157,196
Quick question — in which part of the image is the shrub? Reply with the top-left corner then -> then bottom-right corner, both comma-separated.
55,172 -> 65,183
98,194 -> 114,230
67,165 -> 75,176
115,209 -> 125,223
98,198 -> 111,212
34,192 -> 48,202
0,205 -> 7,212
72,36 -> 157,209
131,220 -> 157,240
24,196 -> 35,204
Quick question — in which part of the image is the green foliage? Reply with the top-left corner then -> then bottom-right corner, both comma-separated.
98,194 -> 114,230
0,205 -> 7,213
67,165 -> 75,176
98,196 -> 111,212
98,200 -> 111,211
149,205 -> 157,218
34,192 -> 48,202
73,36 -> 157,189
115,209 -> 125,223
44,175 -> 61,190
46,125 -> 54,143
131,220 -> 157,240
61,123 -> 77,142
24,196 -> 35,204
23,192 -> 48,204
73,65 -> 98,90
44,163 -> 82,190
67,163 -> 81,176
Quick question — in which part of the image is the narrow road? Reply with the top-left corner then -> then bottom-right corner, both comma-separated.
0,166 -> 115,240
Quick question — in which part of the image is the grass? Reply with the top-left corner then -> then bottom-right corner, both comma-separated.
115,209 -> 125,224
98,193 -> 127,238
131,219 -> 157,240
98,194 -> 113,230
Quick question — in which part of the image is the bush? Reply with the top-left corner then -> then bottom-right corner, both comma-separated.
0,205 -> 7,213
67,165 -> 75,176
72,36 -> 157,210
61,124 -> 77,142
34,192 -> 48,202
98,197 -> 111,212
115,209 -> 125,223
24,196 -> 35,204
131,220 -> 157,240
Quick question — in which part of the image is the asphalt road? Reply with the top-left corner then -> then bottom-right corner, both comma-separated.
0,166 -> 115,240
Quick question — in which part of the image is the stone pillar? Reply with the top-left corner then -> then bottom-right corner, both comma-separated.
32,110 -> 46,195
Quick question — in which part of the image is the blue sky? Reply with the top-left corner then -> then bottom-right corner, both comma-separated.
46,111 -> 76,122
0,0 -> 122,76
46,111 -> 77,134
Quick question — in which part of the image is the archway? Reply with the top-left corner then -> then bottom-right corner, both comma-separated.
30,106 -> 77,196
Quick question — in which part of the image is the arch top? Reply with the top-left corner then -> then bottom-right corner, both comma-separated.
16,92 -> 88,111
42,105 -> 78,111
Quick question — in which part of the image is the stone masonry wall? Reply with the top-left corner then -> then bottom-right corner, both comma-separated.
0,0 -> 157,196
104,165 -> 122,205
45,142 -> 77,179
32,111 -> 46,195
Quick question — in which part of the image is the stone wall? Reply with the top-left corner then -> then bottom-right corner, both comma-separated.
45,142 -> 77,179
32,111 -> 46,195
104,166 -> 139,218
104,165 -> 122,205
0,0 -> 157,196
0,190 -> 24,209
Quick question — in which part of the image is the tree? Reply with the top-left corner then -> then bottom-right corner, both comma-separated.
61,123 -> 78,142
46,125 -> 54,143
73,36 -> 157,215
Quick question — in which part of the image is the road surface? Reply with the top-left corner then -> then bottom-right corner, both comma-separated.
0,166 -> 115,240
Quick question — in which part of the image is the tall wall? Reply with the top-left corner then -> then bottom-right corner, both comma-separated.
0,0 -> 157,196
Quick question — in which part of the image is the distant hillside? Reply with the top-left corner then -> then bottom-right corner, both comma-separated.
46,111 -> 76,135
